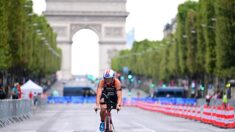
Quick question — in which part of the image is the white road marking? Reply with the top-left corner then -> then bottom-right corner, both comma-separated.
132,121 -> 156,132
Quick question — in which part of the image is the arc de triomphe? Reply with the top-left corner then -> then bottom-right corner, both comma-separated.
44,0 -> 128,80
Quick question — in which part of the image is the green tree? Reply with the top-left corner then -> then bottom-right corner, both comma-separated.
159,43 -> 169,80
0,0 -> 61,83
186,9 -> 198,76
7,0 -> 25,79
215,0 -> 235,78
196,0 -> 207,76
204,0 -> 216,76
0,0 -> 10,71
166,37 -> 179,80
176,1 -> 197,76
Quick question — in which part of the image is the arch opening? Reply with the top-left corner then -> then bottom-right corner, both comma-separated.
71,29 -> 99,78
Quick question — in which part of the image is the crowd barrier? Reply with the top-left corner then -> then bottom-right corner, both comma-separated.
123,97 -> 197,106
0,99 -> 32,127
0,97 -> 47,128
48,96 -> 197,106
123,99 -> 235,129
202,105 -> 235,128
47,96 -> 96,104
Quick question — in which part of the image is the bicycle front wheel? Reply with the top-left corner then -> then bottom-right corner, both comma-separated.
105,114 -> 110,132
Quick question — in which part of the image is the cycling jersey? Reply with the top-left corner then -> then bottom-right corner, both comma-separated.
99,78 -> 121,109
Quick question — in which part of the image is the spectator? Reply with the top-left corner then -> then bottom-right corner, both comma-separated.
4,86 -> 10,99
33,92 -> 38,106
222,93 -> 228,109
33,92 -> 42,106
212,92 -> 218,99
41,92 -> 47,99
83,90 -> 87,97
36,93 -> 41,106
83,90 -> 89,103
29,91 -> 33,100
0,87 -> 6,99
0,79 -> 3,88
137,91 -> 140,98
11,84 -> 19,99
206,94 -> 211,106
52,90 -> 59,97
218,90 -> 223,99
16,83 -> 22,99
28,91 -> 34,105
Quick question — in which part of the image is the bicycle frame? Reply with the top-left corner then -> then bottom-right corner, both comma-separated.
102,93 -> 116,132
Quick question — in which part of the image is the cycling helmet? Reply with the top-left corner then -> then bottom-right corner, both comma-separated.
103,69 -> 115,79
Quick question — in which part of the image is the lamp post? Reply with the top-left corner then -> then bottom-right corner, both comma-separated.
191,30 -> 196,34
201,18 -> 216,29
201,24 -> 215,29
211,18 -> 216,22
36,29 -> 41,33
27,13 -> 34,16
182,34 -> 187,38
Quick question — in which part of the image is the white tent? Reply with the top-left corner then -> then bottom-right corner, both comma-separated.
21,80 -> 43,99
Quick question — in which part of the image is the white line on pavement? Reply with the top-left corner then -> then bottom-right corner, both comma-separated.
132,121 -> 156,132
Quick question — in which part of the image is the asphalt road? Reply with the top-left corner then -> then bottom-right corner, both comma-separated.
1,104 -> 235,132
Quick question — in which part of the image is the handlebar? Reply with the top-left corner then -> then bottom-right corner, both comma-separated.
94,106 -> 121,113
94,93 -> 121,113
94,107 -> 100,112
94,107 -> 121,111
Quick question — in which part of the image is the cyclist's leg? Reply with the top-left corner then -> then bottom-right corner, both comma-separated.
100,98 -> 107,121
99,98 -> 107,131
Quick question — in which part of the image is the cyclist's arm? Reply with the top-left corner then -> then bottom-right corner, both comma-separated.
115,79 -> 122,106
96,81 -> 103,107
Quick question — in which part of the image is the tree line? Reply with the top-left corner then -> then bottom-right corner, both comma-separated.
0,0 -> 61,85
112,0 -> 235,96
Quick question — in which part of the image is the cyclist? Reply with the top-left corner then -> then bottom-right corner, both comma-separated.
95,69 -> 122,131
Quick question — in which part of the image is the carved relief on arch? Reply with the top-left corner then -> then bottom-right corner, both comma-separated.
105,27 -> 123,37
52,26 -> 68,37
70,23 -> 102,39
